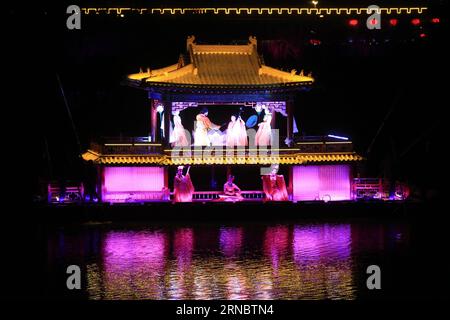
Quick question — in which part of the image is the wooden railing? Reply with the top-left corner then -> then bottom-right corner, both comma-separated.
103,190 -> 170,203
48,181 -> 84,203
353,178 -> 389,200
296,136 -> 354,153
90,136 -> 355,155
192,190 -> 265,201
90,137 -> 163,155
100,190 -> 265,203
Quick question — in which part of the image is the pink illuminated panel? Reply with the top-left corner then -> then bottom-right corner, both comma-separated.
292,165 -> 351,201
103,167 -> 165,192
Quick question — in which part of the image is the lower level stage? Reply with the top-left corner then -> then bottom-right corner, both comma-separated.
48,164 -> 409,203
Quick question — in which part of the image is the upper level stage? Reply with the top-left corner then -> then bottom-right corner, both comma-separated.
82,136 -> 363,165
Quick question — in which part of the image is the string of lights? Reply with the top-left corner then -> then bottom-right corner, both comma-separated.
80,7 -> 429,16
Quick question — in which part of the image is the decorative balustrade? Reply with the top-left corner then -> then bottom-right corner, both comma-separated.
90,137 -> 163,155
101,190 -> 265,203
91,136 -> 355,155
353,178 -> 389,200
192,190 -> 265,201
48,181 -> 84,203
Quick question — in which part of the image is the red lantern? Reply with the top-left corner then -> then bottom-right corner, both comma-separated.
348,19 -> 358,26
411,18 -> 421,26
389,19 -> 398,26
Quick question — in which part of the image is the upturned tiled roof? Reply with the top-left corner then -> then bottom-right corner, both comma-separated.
127,36 -> 314,88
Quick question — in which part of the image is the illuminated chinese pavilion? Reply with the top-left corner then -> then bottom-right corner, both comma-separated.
82,36 -> 364,203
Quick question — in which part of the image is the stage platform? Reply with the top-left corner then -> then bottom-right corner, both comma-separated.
31,200 -> 427,224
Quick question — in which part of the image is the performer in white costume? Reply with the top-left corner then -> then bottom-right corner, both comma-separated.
169,111 -> 189,147
226,114 -> 248,147
194,108 -> 220,146
255,113 -> 272,146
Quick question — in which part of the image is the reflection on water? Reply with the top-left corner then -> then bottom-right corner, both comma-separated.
47,222 -> 410,300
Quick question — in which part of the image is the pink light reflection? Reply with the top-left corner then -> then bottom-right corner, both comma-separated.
220,227 -> 243,258
102,231 -> 168,299
293,224 -> 351,265
264,226 -> 289,272
174,228 -> 194,270
292,165 -> 351,201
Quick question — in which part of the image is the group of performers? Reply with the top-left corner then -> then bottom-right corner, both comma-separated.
172,165 -> 288,203
170,107 -> 272,147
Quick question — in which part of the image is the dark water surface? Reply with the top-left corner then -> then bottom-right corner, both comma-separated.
40,216 -> 449,300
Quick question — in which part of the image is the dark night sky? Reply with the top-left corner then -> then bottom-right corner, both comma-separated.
7,1 -> 446,199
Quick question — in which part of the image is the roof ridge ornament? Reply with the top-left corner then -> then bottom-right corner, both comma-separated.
187,35 -> 196,51
249,36 -> 257,47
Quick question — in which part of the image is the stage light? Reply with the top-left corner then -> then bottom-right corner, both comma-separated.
411,18 -> 421,26
348,19 -> 358,26
156,104 -> 164,113
389,19 -> 398,26
328,134 -> 349,141
431,18 -> 440,24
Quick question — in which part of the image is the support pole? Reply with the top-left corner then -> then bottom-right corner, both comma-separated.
150,99 -> 158,142
163,100 -> 171,147
286,100 -> 294,146
288,166 -> 294,201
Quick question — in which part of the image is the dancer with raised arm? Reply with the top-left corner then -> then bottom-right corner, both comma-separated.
194,108 -> 220,146
173,166 -> 195,203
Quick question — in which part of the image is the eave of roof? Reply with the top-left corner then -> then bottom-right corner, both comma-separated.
82,150 -> 363,165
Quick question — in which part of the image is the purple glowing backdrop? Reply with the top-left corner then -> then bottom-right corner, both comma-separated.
292,165 -> 352,201
103,167 -> 165,192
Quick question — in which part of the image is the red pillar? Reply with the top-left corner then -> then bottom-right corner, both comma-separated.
288,166 -> 293,200
164,167 -> 169,188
